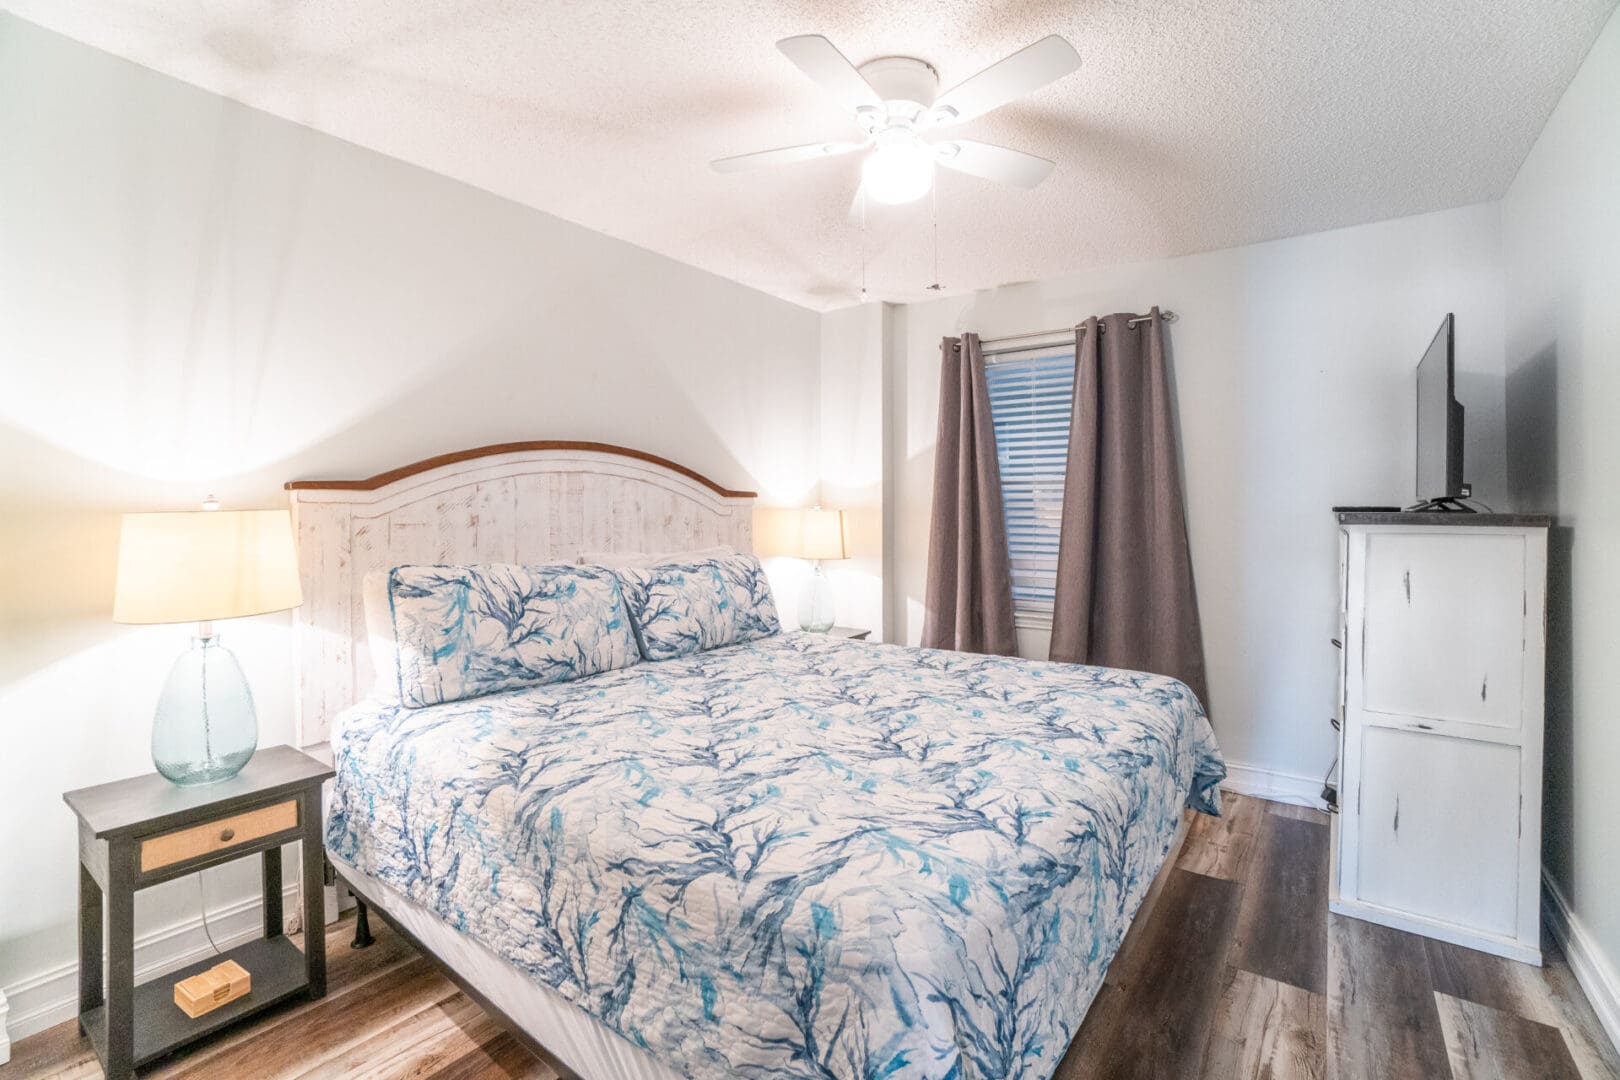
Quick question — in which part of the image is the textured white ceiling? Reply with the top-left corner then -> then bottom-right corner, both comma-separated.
6,1 -> 1615,310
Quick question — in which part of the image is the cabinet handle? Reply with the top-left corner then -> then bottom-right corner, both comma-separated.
1331,638 -> 1342,649
219,828 -> 236,843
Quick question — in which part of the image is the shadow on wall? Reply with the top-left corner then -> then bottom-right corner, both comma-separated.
1157,323 -> 1217,717
0,498 -> 125,687
1505,344 -> 1559,512
2,13 -> 820,502
1543,525 -> 1575,890
1504,339 -> 1569,889
1455,368 -> 1508,502
0,319 -> 814,686
0,421 -> 266,686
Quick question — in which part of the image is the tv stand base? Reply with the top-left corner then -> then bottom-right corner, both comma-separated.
1405,497 -> 1477,513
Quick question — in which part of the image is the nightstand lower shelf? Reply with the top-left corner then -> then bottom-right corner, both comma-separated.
82,935 -> 309,1069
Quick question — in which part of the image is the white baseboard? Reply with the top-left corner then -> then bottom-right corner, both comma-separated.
1219,759 -> 1326,808
1542,868 -> 1620,1054
0,987 -> 10,1065
2,882 -> 301,1045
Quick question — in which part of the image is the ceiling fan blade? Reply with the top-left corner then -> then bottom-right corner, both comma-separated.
777,35 -> 884,116
931,36 -> 1081,125
712,140 -> 865,173
935,140 -> 1055,188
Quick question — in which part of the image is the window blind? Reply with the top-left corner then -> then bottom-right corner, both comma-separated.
984,347 -> 1075,620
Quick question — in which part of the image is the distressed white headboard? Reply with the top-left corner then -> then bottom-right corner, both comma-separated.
286,441 -> 756,746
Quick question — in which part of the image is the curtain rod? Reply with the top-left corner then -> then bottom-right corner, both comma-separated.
981,310 -> 1178,349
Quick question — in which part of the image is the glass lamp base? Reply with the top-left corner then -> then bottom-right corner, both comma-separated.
152,633 -> 259,786
797,562 -> 836,633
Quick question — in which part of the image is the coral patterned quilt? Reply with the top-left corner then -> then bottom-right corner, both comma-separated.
327,632 -> 1225,1080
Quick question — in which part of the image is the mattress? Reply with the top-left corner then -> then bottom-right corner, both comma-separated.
327,633 -> 1225,1080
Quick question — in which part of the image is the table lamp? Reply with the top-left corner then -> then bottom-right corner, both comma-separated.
790,507 -> 849,632
113,507 -> 303,786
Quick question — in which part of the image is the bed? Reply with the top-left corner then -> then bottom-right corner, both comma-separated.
287,443 -> 1226,1080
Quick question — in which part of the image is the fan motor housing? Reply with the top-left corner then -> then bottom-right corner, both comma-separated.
857,56 -> 939,109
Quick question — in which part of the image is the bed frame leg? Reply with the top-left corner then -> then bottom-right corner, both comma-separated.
351,895 -> 375,949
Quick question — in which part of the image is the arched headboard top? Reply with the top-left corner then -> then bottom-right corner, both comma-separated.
286,439 -> 757,499
286,442 -> 757,746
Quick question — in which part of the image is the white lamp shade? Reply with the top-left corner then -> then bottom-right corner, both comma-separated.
797,508 -> 849,561
113,509 -> 303,624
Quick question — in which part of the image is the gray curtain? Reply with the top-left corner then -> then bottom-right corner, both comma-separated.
921,333 -> 1018,655
1049,309 -> 1209,707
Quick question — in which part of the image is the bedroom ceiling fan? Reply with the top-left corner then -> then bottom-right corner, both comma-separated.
713,34 -> 1082,205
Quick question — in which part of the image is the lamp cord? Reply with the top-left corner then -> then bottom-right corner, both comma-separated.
196,870 -> 223,957
195,850 -> 305,957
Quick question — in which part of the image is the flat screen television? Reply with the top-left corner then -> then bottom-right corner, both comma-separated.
1415,313 -> 1465,505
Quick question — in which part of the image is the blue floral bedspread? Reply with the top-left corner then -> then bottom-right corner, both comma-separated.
327,632 -> 1226,1080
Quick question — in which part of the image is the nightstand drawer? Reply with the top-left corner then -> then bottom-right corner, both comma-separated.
140,799 -> 299,872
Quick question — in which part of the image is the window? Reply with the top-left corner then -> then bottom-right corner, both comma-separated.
984,345 -> 1075,626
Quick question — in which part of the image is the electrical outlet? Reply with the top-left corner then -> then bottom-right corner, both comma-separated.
285,912 -> 302,935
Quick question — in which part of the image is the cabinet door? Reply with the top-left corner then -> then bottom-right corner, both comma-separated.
1361,531 -> 1527,729
1354,726 -> 1521,936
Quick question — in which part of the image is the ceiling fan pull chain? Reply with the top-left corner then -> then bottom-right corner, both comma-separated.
859,186 -> 869,303
928,182 -> 944,292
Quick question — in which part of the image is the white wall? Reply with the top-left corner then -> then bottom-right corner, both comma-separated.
888,203 -> 1509,788
818,303 -> 892,640
0,14 -> 820,1040
1501,6 -> 1620,1035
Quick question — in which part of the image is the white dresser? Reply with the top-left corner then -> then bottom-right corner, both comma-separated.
1331,512 -> 1550,963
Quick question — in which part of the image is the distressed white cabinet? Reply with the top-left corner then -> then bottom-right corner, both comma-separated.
1331,514 -> 1550,963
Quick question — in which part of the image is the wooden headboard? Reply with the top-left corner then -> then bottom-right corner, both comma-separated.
285,441 -> 757,746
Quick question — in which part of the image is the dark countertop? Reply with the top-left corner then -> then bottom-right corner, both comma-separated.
1335,511 -> 1553,527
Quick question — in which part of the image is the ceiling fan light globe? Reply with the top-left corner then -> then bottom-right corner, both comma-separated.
862,141 -> 935,204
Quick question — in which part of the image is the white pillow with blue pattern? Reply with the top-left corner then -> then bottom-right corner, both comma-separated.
616,553 -> 781,661
383,563 -> 640,708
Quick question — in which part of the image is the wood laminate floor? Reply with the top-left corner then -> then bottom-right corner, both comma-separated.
8,794 -> 1616,1079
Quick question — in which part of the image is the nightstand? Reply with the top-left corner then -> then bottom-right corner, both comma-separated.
827,626 -> 872,640
62,746 -> 334,1079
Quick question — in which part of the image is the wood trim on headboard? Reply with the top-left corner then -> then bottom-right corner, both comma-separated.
286,440 -> 758,499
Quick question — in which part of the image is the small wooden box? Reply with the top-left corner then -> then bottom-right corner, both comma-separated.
173,960 -> 251,1019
